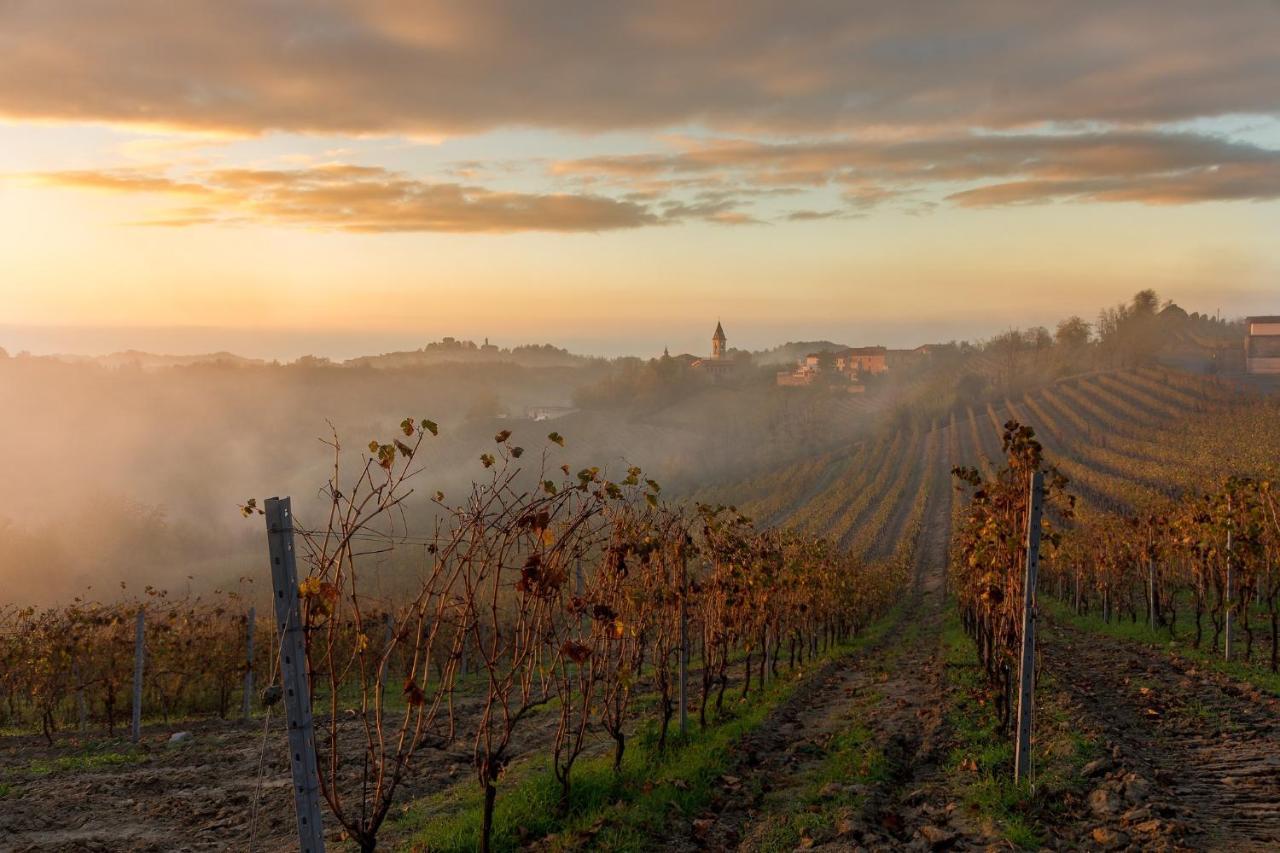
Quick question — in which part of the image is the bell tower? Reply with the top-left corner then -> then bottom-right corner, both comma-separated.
712,321 -> 727,359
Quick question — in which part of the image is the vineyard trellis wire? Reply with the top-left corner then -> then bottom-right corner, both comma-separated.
1,419 -> 910,853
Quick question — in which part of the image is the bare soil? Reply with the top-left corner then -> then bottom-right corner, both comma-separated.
1043,619 -> 1280,851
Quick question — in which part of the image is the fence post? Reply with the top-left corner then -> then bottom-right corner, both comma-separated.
243,606 -> 255,721
131,608 -> 145,743
1014,470 -> 1044,785
265,496 -> 327,853
678,548 -> 688,738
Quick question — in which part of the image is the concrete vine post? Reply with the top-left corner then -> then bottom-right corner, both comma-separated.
1014,470 -> 1045,785
678,546 -> 689,738
265,496 -> 326,853
131,608 -> 145,743
1225,493 -> 1234,662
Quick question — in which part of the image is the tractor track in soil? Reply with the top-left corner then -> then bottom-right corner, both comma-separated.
1043,619 -> 1280,851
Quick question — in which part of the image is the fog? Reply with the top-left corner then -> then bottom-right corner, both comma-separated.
0,350 -> 870,605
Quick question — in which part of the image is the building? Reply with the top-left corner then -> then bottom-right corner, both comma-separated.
776,345 -> 885,389
692,321 -> 739,381
1245,316 -> 1280,374
835,346 -> 888,375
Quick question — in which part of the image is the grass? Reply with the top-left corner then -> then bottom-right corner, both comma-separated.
1042,597 -> 1280,697
3,740 -> 147,780
940,609 -> 1097,850
393,608 -> 902,852
747,704 -> 887,852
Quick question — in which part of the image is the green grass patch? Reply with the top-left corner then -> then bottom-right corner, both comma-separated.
1042,597 -> 1280,697
940,610 -> 1096,850
5,741 -> 146,779
394,608 -> 902,852
748,718 -> 887,853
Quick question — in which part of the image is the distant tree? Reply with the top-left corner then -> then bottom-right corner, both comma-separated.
0,346 -> 8,359
1132,288 -> 1160,316
1054,316 -> 1091,348
291,354 -> 333,368
1097,289 -> 1164,366
1024,327 -> 1053,350
986,329 -> 1028,391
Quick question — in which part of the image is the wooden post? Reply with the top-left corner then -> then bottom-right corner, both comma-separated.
131,608 -> 145,743
265,496 -> 327,853
243,606 -> 255,721
459,627 -> 469,678
1014,471 -> 1044,785
1147,561 -> 1156,631
73,660 -> 87,734
678,548 -> 689,738
380,611 -> 393,700
762,626 -> 770,686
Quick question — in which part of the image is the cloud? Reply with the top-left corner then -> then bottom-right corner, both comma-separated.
30,130 -> 1280,232
36,169 -> 210,196
552,131 -> 1280,210
33,164 -> 662,233
0,2 -> 1276,137
784,209 -> 846,221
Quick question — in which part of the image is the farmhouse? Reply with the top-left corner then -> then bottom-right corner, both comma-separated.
776,345 -> 887,389
1245,316 -> 1280,375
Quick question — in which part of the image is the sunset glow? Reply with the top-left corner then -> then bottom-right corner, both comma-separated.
2,1 -> 1278,356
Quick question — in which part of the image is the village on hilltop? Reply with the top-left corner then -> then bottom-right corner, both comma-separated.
663,320 -> 928,393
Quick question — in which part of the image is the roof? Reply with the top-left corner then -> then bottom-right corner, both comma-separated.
712,321 -> 727,341
1246,316 -> 1280,324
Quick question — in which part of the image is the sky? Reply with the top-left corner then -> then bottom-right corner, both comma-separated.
1,1 -> 1279,359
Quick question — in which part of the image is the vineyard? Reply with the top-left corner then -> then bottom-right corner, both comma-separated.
1,424 -> 912,852
2,366 -> 1279,850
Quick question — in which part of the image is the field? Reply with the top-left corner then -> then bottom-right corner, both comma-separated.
3,367 -> 1279,851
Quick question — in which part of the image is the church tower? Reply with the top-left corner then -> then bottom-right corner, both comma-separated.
712,321 -> 727,359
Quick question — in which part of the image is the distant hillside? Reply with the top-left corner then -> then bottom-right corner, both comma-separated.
49,349 -> 267,369
344,340 -> 593,369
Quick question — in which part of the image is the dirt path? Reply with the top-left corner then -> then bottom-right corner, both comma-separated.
664,434 -> 979,852
1043,619 -> 1280,850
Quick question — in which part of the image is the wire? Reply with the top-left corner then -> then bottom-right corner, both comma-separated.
247,619 -> 289,851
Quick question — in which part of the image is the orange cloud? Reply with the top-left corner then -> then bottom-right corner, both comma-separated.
30,165 -> 663,233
